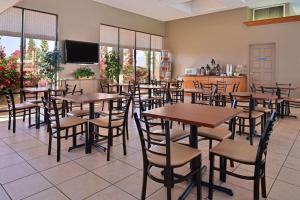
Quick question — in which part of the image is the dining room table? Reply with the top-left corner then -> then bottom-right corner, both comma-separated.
56,93 -> 125,153
184,88 -> 212,103
257,84 -> 299,99
142,103 -> 242,199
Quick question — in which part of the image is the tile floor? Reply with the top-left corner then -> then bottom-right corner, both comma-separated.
0,107 -> 300,200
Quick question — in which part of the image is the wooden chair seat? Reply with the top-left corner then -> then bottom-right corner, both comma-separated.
256,107 -> 272,113
210,139 -> 257,164
67,109 -> 89,117
15,102 -> 37,110
89,117 -> 123,128
52,117 -> 87,128
151,129 -> 189,142
148,141 -> 201,167
284,97 -> 300,103
238,111 -> 264,119
198,127 -> 231,141
26,99 -> 43,104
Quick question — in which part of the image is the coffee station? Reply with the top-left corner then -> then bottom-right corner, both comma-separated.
183,59 -> 247,92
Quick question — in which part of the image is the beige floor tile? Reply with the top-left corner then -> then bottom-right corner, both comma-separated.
18,145 -> 51,161
109,143 -> 138,159
3,134 -> 35,145
0,162 -> 37,184
0,186 -> 10,200
3,173 -> 52,200
57,172 -> 110,200
211,183 -> 257,200
28,154 -> 70,171
8,139 -> 46,152
0,142 -> 14,156
41,161 -> 88,185
86,185 -> 136,200
284,156 -> 300,171
115,171 -> 162,198
23,187 -> 69,200
147,185 -> 198,200
120,151 -> 143,170
75,152 -> 115,170
277,167 -> 300,187
93,160 -> 138,183
0,152 -> 24,169
269,180 -> 300,200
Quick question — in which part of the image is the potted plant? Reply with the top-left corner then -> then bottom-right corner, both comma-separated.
74,66 -> 95,79
104,51 -> 121,83
38,49 -> 63,86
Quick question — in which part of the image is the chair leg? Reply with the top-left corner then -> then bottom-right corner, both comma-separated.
85,122 -> 89,154
48,129 -> 52,155
126,120 -> 129,140
196,155 -> 202,200
8,114 -> 11,130
254,175 -> 260,200
13,114 -> 16,133
208,153 -> 215,200
249,119 -> 254,145
72,126 -> 77,148
122,127 -> 127,156
141,166 -> 148,200
106,130 -> 112,161
220,157 -> 227,182
23,110 -> 26,122
57,133 -> 61,162
261,163 -> 267,198
28,108 -> 32,127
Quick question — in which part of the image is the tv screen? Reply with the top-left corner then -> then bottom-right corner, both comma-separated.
65,40 -> 99,64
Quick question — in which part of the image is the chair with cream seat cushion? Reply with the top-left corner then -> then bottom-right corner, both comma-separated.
208,112 -> 276,200
134,112 -> 202,200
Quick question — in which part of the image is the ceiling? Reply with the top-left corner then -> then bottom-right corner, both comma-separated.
0,0 -> 21,13
93,0 -> 300,21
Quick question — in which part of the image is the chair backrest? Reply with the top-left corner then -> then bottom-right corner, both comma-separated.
261,86 -> 275,95
5,89 -> 16,112
233,82 -> 240,92
200,82 -> 212,90
256,112 -> 276,163
65,84 -> 77,95
176,80 -> 184,89
276,82 -> 292,97
134,112 -> 171,167
193,80 -> 200,89
108,92 -> 133,127
216,81 -> 227,93
22,85 -> 39,102
229,93 -> 255,118
41,96 -> 60,130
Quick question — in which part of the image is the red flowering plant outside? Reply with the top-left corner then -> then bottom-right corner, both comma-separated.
0,48 -> 20,92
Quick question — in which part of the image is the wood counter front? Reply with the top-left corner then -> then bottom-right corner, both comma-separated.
183,75 -> 247,92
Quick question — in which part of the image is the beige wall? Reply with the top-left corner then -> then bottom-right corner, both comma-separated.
165,8 -> 300,97
17,0 -> 165,79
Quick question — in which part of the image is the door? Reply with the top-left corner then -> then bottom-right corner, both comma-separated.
249,43 -> 276,86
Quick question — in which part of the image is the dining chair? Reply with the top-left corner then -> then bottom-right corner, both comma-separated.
276,82 -> 293,116
169,80 -> 184,104
89,93 -> 132,161
134,112 -> 202,200
230,93 -> 264,145
5,89 -> 39,133
194,84 -> 217,106
42,97 -> 88,162
261,86 -> 284,117
208,112 -> 276,200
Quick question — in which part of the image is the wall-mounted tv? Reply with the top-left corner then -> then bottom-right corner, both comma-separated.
64,40 -> 99,64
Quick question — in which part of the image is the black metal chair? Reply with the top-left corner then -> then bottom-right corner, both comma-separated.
5,89 -> 39,133
169,80 -> 184,104
89,93 -> 132,161
42,97 -> 88,162
208,112 -> 276,200
134,112 -> 202,200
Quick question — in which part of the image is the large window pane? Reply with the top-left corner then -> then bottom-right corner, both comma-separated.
121,48 -> 134,83
136,50 -> 149,83
150,51 -> 161,80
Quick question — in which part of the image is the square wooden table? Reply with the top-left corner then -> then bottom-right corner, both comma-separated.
142,103 -> 242,198
56,93 -> 126,153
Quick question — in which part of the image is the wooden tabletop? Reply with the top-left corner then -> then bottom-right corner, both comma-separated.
142,103 -> 242,128
56,93 -> 125,104
22,87 -> 65,93
229,92 -> 278,101
258,84 -> 299,90
139,84 -> 164,89
184,88 -> 211,94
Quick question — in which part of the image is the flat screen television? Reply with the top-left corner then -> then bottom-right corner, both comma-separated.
64,40 -> 99,64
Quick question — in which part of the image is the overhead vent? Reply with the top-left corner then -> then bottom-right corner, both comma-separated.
252,4 -> 287,21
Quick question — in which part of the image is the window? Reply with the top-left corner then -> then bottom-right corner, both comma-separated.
253,4 -> 286,21
0,7 -> 58,90
99,24 -> 164,83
